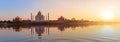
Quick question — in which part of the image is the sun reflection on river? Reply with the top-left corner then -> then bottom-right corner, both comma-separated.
102,25 -> 114,33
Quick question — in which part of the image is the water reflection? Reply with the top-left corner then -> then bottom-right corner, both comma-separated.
0,24 -> 120,42
13,26 -> 22,32
35,26 -> 45,36
100,25 -> 116,41
0,24 -> 90,32
102,25 -> 114,34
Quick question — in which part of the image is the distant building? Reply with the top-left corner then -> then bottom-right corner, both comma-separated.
58,16 -> 66,21
13,16 -> 22,23
71,18 -> 76,21
35,11 -> 45,21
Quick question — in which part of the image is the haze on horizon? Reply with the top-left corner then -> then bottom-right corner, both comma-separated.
0,0 -> 120,22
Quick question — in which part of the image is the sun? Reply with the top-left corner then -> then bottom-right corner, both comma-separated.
101,6 -> 116,21
101,10 -> 113,20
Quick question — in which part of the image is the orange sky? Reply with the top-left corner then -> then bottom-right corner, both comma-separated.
1,0 -> 120,22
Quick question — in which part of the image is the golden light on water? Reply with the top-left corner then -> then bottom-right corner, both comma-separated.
102,25 -> 114,34
103,26 -> 113,32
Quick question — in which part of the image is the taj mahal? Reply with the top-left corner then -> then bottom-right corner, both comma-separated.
35,11 -> 45,21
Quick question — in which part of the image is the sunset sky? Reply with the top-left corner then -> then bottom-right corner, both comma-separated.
0,0 -> 120,22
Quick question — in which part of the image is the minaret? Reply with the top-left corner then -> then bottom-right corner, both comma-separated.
31,13 -> 33,21
48,13 -> 49,20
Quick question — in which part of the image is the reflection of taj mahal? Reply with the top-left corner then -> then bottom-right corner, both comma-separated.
35,11 -> 45,21
35,26 -> 45,36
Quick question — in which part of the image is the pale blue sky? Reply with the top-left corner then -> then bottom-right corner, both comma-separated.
0,0 -> 120,21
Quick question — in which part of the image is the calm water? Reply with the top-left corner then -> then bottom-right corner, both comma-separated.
1,24 -> 120,42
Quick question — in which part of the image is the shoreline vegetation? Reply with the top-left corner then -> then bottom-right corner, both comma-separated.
0,19 -> 120,28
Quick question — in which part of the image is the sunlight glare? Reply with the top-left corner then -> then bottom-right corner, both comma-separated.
101,6 -> 116,21
102,10 -> 113,20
